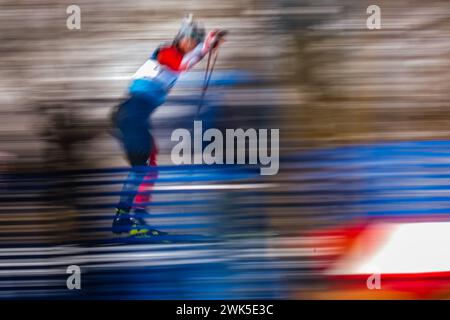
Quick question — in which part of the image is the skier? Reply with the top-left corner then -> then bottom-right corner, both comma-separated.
112,15 -> 225,236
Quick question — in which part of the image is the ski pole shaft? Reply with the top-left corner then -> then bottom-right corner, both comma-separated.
196,30 -> 227,118
196,48 -> 219,118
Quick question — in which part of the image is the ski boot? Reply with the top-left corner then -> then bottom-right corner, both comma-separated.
112,208 -> 167,236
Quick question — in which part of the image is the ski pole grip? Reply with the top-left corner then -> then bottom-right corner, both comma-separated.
211,30 -> 228,49
216,30 -> 228,38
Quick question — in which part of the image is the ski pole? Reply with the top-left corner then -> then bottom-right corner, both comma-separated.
196,30 -> 228,118
196,49 -> 219,118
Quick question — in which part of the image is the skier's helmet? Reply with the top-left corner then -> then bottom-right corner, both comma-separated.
174,14 -> 205,44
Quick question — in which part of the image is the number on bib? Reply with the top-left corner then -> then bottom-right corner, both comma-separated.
133,60 -> 161,80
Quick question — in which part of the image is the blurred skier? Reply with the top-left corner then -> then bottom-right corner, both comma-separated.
112,14 -> 225,236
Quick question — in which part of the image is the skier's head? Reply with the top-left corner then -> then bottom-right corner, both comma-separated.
174,14 -> 205,54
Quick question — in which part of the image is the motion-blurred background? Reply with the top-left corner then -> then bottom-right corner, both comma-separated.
0,0 -> 450,299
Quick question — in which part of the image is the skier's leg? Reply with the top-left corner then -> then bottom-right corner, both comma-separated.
113,95 -> 153,213
116,138 -> 151,212
112,131 -> 152,234
113,120 -> 166,235
112,93 -> 167,235
133,135 -> 159,212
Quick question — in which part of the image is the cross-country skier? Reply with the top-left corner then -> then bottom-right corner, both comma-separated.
112,14 -> 225,236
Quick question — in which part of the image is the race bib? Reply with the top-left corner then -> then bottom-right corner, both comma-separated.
133,59 -> 161,80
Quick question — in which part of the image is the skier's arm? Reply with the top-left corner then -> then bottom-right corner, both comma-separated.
178,30 -> 224,72
178,43 -> 205,71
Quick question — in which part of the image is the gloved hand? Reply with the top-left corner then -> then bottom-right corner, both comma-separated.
203,29 -> 227,53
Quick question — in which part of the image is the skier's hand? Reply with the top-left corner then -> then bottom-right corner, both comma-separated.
212,30 -> 227,50
203,30 -> 218,52
203,29 -> 227,53
212,30 -> 228,50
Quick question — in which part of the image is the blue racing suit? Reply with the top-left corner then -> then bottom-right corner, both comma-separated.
114,42 -> 207,211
